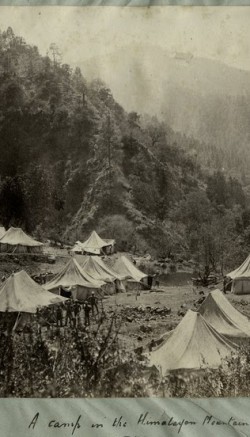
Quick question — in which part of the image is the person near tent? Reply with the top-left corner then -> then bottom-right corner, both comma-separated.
71,309 -> 76,328
73,301 -> 81,326
56,305 -> 63,327
65,301 -> 72,327
155,270 -> 160,288
35,308 -> 42,334
83,301 -> 91,326
49,306 -> 57,326
88,291 -> 99,316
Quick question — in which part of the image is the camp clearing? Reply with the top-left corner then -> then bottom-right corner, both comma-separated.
137,412 -> 197,433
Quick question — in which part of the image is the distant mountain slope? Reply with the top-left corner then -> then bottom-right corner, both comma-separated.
82,45 -> 250,179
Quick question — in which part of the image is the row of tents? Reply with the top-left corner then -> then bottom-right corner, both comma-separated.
3,226 -> 250,296
0,254 -> 148,313
149,289 -> 250,375
44,255 -> 148,299
0,227 -> 115,256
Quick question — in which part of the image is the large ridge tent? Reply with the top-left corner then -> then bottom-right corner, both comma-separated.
148,310 -> 237,375
81,256 -> 125,294
227,255 -> 250,295
44,257 -> 104,301
0,270 -> 66,313
81,231 -> 115,255
112,255 -> 148,291
199,289 -> 250,341
0,270 -> 66,329
0,227 -> 43,254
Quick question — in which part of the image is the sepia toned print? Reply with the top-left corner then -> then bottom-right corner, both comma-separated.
0,6 -> 250,398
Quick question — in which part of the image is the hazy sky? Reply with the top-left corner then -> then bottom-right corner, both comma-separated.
0,6 -> 249,71
0,6 -> 250,116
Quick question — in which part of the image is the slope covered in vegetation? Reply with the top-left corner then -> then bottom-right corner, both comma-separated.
0,27 -> 249,273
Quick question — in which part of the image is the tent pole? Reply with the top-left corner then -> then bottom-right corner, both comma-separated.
13,312 -> 21,332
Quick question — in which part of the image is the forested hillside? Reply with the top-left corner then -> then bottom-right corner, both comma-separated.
0,27 -> 250,272
84,45 -> 250,181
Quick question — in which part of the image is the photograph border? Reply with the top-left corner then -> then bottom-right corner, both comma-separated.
1,2 -> 250,436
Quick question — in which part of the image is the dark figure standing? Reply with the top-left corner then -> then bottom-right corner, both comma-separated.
155,270 -> 160,288
56,305 -> 63,327
83,302 -> 91,326
73,301 -> 81,327
89,291 -> 99,316
71,311 -> 76,328
73,301 -> 81,317
65,302 -> 72,327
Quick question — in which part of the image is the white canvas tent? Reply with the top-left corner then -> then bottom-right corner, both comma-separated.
81,256 -> 125,294
149,310 -> 237,375
112,255 -> 147,291
227,255 -> 250,294
81,231 -> 115,255
0,270 -> 66,313
0,227 -> 43,253
71,241 -> 84,254
199,289 -> 250,341
44,258 -> 104,301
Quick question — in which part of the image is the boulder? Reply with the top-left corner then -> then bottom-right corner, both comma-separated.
140,324 -> 153,333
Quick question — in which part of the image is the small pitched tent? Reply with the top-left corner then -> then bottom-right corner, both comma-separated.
0,270 -> 66,313
71,242 -> 83,254
44,258 -> 104,301
227,255 -> 250,294
149,310 -> 237,375
112,255 -> 147,291
0,227 -> 43,253
81,256 -> 125,294
199,289 -> 250,341
81,231 -> 115,255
